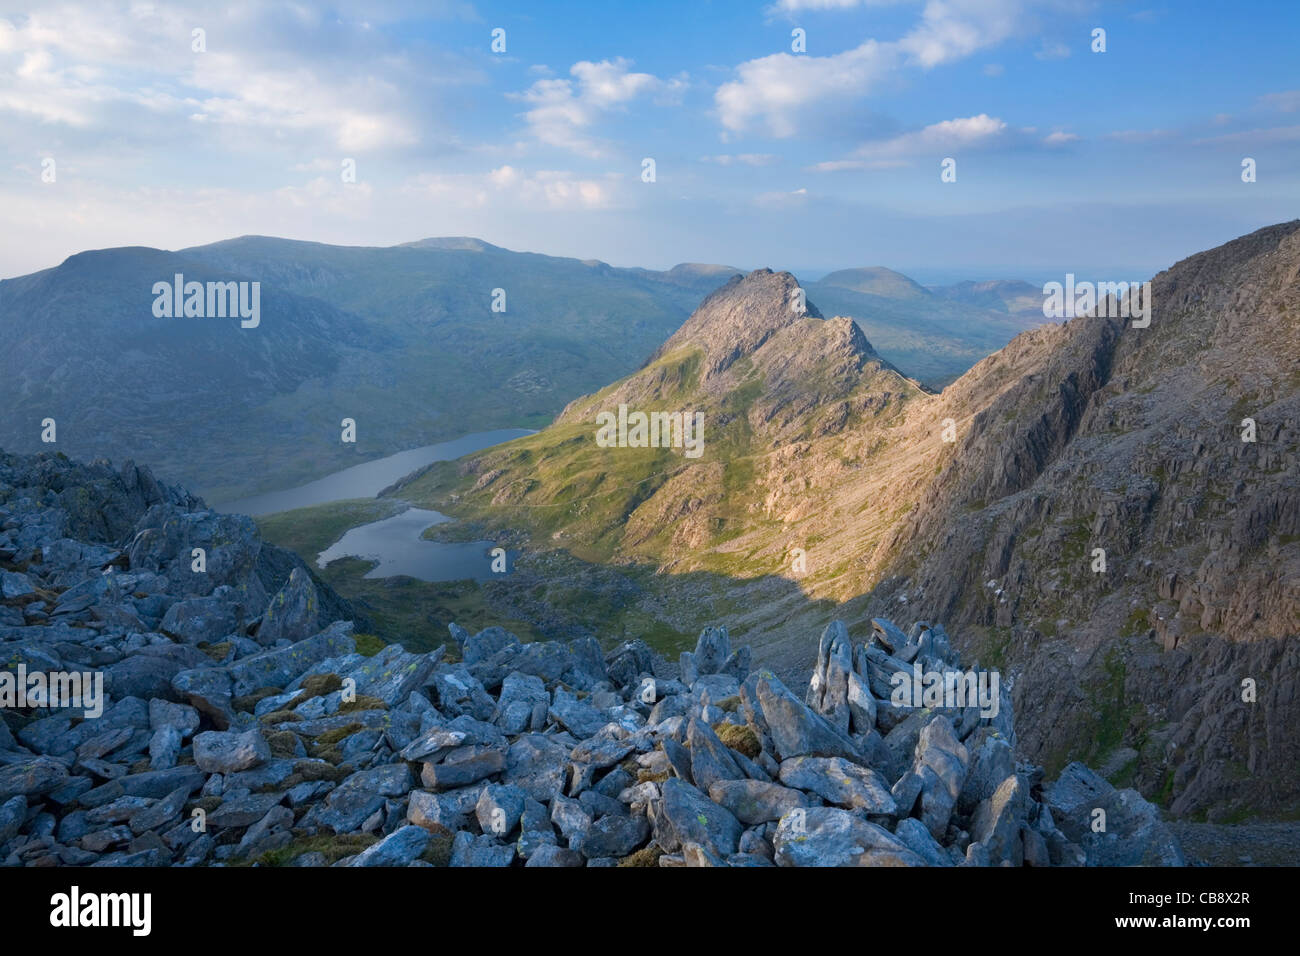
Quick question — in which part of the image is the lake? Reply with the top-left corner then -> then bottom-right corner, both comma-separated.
217,428 -> 533,583
215,428 -> 534,517
315,507 -> 518,582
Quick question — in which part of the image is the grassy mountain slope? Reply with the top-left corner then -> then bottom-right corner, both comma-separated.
392,269 -> 927,574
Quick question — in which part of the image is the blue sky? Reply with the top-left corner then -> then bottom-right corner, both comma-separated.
1,0 -> 1297,281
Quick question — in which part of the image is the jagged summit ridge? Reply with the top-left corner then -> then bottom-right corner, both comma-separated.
649,268 -> 829,383
551,265 -> 913,430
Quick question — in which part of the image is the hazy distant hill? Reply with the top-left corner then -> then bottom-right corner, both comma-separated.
0,237 -> 739,501
929,278 -> 1043,316
806,269 -> 1045,386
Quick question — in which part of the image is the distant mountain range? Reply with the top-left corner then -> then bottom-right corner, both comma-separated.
0,235 -> 1042,502
392,222 -> 1300,820
807,269 -> 1045,386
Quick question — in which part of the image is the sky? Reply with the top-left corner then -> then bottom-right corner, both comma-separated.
1,0 -> 1297,282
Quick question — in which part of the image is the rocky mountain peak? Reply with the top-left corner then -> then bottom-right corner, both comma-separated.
649,268 -> 827,382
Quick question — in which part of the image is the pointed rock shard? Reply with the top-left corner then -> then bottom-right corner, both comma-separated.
256,566 -> 320,646
686,718 -> 744,793
910,716 -> 970,840
756,675 -> 860,762
806,620 -> 853,734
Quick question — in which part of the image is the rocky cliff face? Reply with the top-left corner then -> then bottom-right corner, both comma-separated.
398,223 -> 1300,820
861,220 -> 1300,820
0,448 -> 1181,866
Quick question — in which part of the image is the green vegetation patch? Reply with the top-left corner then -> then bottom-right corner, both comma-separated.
256,497 -> 412,557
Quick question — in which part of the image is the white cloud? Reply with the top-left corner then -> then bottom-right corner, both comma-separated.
808,157 -> 907,171
513,58 -> 687,157
765,0 -> 907,11
717,0 -> 1039,136
193,54 -> 420,151
0,2 -> 480,152
1044,130 -> 1079,145
897,0 -> 1028,69
809,113 -> 1010,169
716,41 -> 899,136
861,113 -> 1008,156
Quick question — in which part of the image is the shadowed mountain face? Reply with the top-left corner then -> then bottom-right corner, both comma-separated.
398,222 -> 1300,820
859,220 -> 1300,820
0,246 -> 386,498
0,238 -> 738,502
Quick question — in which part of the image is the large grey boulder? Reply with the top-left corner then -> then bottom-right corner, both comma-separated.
0,794 -> 27,845
910,716 -> 970,840
347,825 -> 432,867
656,777 -> 743,857
686,718 -> 743,792
462,626 -> 518,665
128,508 -> 266,607
159,591 -> 242,645
971,773 -> 1029,866
1044,762 -> 1185,866
578,813 -> 649,859
958,732 -> 1016,815
503,734 -> 569,802
227,620 -> 357,696
0,756 -> 70,800
497,672 -> 549,735
548,689 -> 607,739
421,747 -> 505,791
192,729 -> 270,774
336,643 -> 441,707
805,621 -> 853,734
449,831 -> 515,867
778,756 -> 897,815
755,675 -> 860,762
707,779 -> 811,825
475,784 -> 528,837
773,807 -> 925,867
170,667 -> 235,729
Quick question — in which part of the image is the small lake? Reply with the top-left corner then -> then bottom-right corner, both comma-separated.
216,428 -> 533,517
316,507 -> 518,582
217,428 -> 533,583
